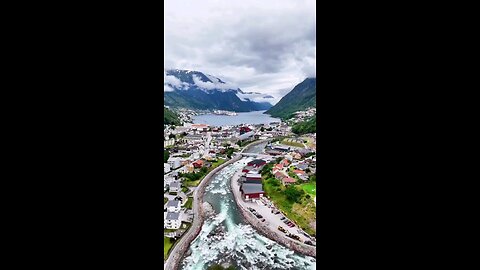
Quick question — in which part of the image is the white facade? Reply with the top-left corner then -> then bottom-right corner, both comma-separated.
166,200 -> 181,212
164,163 -> 171,174
167,157 -> 181,169
164,212 -> 181,229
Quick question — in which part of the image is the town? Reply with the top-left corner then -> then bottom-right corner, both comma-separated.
163,109 -> 317,262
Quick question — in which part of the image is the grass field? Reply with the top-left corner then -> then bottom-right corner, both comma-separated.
183,159 -> 227,187
281,139 -> 304,148
164,236 -> 176,260
301,183 -> 316,196
184,197 -> 193,209
263,178 -> 316,235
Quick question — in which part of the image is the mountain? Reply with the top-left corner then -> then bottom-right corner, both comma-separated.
164,69 -> 273,112
164,107 -> 181,126
265,78 -> 316,119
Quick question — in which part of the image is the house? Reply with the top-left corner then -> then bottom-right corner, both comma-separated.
280,159 -> 290,167
282,177 -> 297,185
246,173 -> 262,182
293,170 -> 309,181
292,152 -> 302,160
274,171 -> 287,180
169,181 -> 181,193
164,212 -> 181,229
240,183 -> 265,201
273,145 -> 290,152
186,164 -> 194,173
166,200 -> 181,212
239,126 -> 252,135
247,159 -> 267,168
296,162 -> 309,170
167,157 -> 181,169
242,165 -> 256,173
191,124 -> 209,132
192,159 -> 204,168
164,163 -> 171,174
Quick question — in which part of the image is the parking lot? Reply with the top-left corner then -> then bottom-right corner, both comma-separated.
231,170 -> 315,246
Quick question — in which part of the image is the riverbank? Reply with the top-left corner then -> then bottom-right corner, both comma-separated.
230,168 -> 316,258
164,155 -> 242,270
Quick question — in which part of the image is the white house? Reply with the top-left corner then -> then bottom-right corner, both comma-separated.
164,212 -> 181,229
169,181 -> 181,193
164,163 -> 171,174
167,157 -> 181,169
166,200 -> 181,212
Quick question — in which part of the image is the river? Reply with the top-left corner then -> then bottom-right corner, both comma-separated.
192,110 -> 281,126
180,142 -> 316,270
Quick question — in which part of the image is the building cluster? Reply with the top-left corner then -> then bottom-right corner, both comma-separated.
292,107 -> 316,121
238,145 -> 317,201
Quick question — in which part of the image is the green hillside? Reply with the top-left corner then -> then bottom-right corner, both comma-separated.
164,107 -> 181,126
266,78 -> 316,119
291,116 -> 316,135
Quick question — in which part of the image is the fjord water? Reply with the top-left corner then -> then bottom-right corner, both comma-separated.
180,142 -> 316,270
192,110 -> 281,126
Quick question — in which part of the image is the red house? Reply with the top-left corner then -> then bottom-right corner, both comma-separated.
282,177 -> 296,185
192,160 -> 204,168
246,173 -> 262,182
247,159 -> 266,168
240,183 -> 265,200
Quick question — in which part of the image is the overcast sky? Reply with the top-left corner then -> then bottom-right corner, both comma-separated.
164,0 -> 316,103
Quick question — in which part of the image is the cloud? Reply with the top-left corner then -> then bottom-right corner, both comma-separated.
164,0 -> 316,102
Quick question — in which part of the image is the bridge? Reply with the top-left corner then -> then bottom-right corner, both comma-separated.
239,152 -> 274,160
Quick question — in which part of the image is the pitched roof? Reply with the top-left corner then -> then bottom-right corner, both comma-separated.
166,212 -> 180,220
248,159 -> 266,165
166,200 -> 180,207
282,177 -> 296,183
293,170 -> 306,175
169,181 -> 180,188
241,183 -> 264,194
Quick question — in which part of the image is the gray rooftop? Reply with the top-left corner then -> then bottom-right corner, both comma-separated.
241,183 -> 264,194
169,181 -> 180,188
166,212 -> 180,220
166,200 -> 180,207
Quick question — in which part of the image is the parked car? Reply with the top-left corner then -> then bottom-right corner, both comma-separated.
280,216 -> 286,220
278,226 -> 286,233
305,240 -> 314,246
261,219 -> 265,222
257,215 -> 263,219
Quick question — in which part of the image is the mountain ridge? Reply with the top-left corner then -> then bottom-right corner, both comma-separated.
164,69 -> 273,112
265,78 -> 316,119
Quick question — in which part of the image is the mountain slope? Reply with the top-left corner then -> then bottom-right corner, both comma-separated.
265,78 -> 316,119
164,69 -> 272,112
164,107 -> 181,126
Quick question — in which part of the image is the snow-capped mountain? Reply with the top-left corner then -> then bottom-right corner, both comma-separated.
164,69 -> 273,112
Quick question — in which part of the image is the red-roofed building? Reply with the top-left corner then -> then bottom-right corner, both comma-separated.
282,177 -> 296,185
280,159 -> 290,167
274,171 -> 287,180
192,160 -> 204,168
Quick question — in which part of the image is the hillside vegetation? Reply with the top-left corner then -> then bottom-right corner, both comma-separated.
266,78 -> 316,119
164,107 -> 181,126
291,116 -> 316,135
